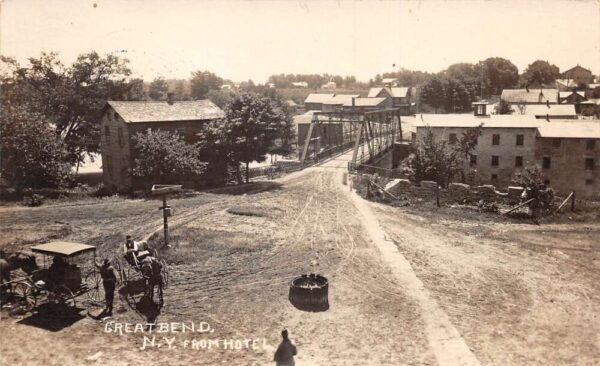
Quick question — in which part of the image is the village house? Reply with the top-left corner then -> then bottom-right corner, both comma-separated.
321,94 -> 360,112
413,104 -> 600,199
304,93 -> 335,111
100,96 -> 225,191
368,86 -> 414,115
342,97 -> 392,112
560,65 -> 594,87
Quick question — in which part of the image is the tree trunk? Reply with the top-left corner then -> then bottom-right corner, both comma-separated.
245,161 -> 249,184
236,165 -> 243,185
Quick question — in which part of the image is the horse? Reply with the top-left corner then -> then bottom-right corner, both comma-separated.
139,257 -> 164,305
0,252 -> 39,295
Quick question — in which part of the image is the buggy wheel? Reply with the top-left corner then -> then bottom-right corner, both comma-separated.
160,259 -> 168,288
85,271 -> 105,305
49,284 -> 76,309
11,282 -> 36,313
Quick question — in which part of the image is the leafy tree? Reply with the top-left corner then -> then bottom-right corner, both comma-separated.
495,99 -> 513,114
380,68 -> 434,87
148,77 -> 169,101
404,125 -> 481,187
443,78 -> 473,112
190,70 -> 223,99
475,57 -> 519,97
131,130 -> 206,184
171,79 -> 190,101
125,78 -> 147,101
0,105 -> 72,195
512,164 -> 555,220
520,60 -> 560,88
198,93 -> 285,183
1,51 -> 133,164
206,89 -> 233,109
420,77 -> 445,113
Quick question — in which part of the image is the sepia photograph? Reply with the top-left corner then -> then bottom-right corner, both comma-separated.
0,0 -> 599,365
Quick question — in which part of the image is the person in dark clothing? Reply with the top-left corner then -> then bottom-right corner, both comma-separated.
274,329 -> 297,366
95,258 -> 118,316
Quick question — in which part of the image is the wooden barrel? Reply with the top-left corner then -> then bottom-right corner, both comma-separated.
289,274 -> 329,312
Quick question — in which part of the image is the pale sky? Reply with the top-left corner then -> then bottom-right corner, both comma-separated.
1,0 -> 599,83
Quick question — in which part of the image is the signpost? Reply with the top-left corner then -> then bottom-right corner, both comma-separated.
151,184 -> 183,246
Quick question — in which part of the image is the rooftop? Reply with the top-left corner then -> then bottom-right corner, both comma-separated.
343,97 -> 388,107
107,100 -> 224,123
305,93 -> 336,104
537,122 -> 600,139
501,89 -> 559,104
322,94 -> 360,105
512,104 -> 577,116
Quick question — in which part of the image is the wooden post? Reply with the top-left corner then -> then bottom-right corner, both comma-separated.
436,184 -> 440,207
163,195 -> 169,246
571,191 -> 576,211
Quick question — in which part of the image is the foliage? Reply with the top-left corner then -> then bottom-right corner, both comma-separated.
197,93 -> 285,183
0,105 -> 72,195
190,70 -> 223,99
512,165 -> 555,212
442,78 -> 473,112
520,60 -> 560,88
148,77 -> 169,101
589,86 -> 600,99
131,130 -> 206,183
125,78 -> 147,101
0,51 -> 134,163
495,99 -> 513,114
377,68 -> 434,87
267,73 -> 365,89
404,125 -> 482,187
206,89 -> 233,108
474,57 -> 519,97
420,77 -> 445,113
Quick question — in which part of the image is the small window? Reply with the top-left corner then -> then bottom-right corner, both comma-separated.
177,128 -> 185,138
586,140 -> 596,150
492,134 -> 500,145
585,179 -> 594,185
516,134 -> 524,146
449,133 -> 457,145
104,126 -> 110,145
552,138 -> 561,147
491,155 -> 499,166
543,179 -> 550,186
515,156 -> 523,167
118,127 -> 123,147
585,158 -> 594,170
491,174 -> 498,182
542,157 -> 551,169
470,154 -> 477,167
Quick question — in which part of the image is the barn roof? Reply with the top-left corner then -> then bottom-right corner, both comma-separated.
501,89 -> 559,104
305,93 -> 336,104
322,94 -> 360,105
107,100 -> 224,123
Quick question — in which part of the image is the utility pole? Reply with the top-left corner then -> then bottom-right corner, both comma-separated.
151,184 -> 182,247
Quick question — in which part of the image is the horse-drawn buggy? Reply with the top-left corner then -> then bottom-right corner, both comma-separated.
0,241 -> 105,314
113,238 -> 168,306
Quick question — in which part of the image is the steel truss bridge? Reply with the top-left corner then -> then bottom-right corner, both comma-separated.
299,108 -> 403,169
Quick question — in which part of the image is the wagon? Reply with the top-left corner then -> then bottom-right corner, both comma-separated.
6,241 -> 104,313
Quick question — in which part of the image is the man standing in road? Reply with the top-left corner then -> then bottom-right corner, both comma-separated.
274,329 -> 297,366
95,258 -> 118,317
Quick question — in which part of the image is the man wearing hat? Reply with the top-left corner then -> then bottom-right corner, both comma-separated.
273,329 -> 297,366
95,258 -> 118,317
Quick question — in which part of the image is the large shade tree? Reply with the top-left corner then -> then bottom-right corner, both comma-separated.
474,57 -> 519,97
520,60 -> 560,88
1,51 -> 135,165
190,70 -> 223,100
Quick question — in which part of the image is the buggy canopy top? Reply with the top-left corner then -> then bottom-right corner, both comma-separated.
31,241 -> 96,257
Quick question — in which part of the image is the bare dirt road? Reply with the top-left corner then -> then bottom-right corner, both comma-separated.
1,149 -> 599,365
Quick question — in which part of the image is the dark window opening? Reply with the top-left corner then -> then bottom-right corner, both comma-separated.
544,179 -> 550,186
516,134 -> 524,146
492,134 -> 500,145
449,133 -> 457,145
104,126 -> 110,145
515,156 -> 523,167
542,157 -> 551,169
585,158 -> 594,170
491,155 -> 499,166
491,174 -> 498,182
552,138 -> 561,147
470,154 -> 477,167
585,179 -> 594,185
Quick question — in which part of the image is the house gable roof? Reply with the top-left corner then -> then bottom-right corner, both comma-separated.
107,100 -> 224,123
500,89 -> 559,104
343,97 -> 388,107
